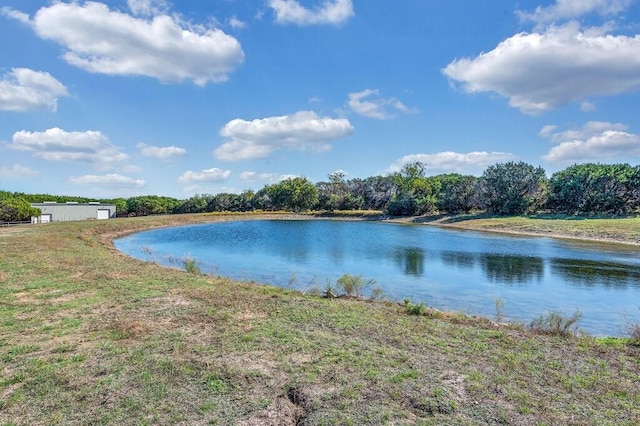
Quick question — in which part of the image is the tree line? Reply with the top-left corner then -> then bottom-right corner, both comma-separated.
2,162 -> 640,222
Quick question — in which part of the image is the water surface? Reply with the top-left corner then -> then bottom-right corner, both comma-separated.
114,219 -> 640,336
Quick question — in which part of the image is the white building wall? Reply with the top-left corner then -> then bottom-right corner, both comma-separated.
31,203 -> 116,222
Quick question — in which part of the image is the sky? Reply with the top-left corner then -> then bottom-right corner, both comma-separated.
1,0 -> 640,199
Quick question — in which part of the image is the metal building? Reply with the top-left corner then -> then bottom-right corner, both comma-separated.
31,202 -> 117,223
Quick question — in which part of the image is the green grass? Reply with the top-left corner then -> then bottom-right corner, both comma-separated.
0,213 -> 639,425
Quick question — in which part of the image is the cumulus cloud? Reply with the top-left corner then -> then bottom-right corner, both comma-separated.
69,173 -> 146,187
214,111 -> 353,161
268,0 -> 354,26
8,127 -> 130,171
443,22 -> 640,114
387,151 -> 516,175
0,68 -> 69,112
0,164 -> 38,178
178,168 -> 231,183
239,171 -> 297,183
517,0 -> 633,25
137,142 -> 186,160
540,121 -> 640,163
127,0 -> 169,17
4,2 -> 244,85
347,89 -> 417,120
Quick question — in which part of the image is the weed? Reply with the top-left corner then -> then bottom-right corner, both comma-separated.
405,301 -> 426,316
335,274 -> 376,298
623,307 -> 640,346
182,257 -> 202,275
495,297 -> 505,323
529,309 -> 582,336
369,286 -> 386,301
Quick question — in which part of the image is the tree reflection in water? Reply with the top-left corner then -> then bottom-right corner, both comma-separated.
478,254 -> 544,285
393,247 -> 425,276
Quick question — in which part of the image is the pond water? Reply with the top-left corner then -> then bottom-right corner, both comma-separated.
114,219 -> 640,336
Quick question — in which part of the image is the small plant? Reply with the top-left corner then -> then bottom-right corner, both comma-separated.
335,274 -> 376,298
369,286 -> 386,301
406,301 -> 426,316
288,273 -> 297,286
623,307 -> 640,346
183,257 -> 202,275
529,309 -> 582,336
322,280 -> 337,298
494,297 -> 505,323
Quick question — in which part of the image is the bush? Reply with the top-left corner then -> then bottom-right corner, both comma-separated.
405,301 -> 426,316
335,274 -> 376,298
183,257 -> 202,275
529,310 -> 582,336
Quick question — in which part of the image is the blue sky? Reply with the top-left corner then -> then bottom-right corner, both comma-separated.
1,0 -> 640,199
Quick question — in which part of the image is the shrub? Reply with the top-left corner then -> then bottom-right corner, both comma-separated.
529,310 -> 582,336
405,300 -> 426,316
623,308 -> 640,346
335,274 -> 376,298
183,257 -> 202,275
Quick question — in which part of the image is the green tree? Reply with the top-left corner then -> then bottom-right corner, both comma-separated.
267,177 -> 318,212
479,161 -> 547,215
206,193 -> 242,212
175,194 -> 214,214
387,161 -> 439,215
126,195 -> 180,216
0,196 -> 41,222
549,163 -> 640,215
433,174 -> 479,214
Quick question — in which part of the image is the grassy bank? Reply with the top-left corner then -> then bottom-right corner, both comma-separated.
1,214 -> 639,425
419,214 -> 640,246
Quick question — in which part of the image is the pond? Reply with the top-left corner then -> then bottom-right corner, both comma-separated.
114,219 -> 640,336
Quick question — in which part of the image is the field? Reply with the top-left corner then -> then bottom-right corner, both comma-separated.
1,213 -> 639,425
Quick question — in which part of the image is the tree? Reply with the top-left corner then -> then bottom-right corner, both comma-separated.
267,177 -> 318,212
479,161 -> 547,215
206,193 -> 242,212
388,161 -> 439,215
0,195 -> 41,222
175,194 -> 214,214
433,174 -> 479,214
126,195 -> 180,216
549,163 -> 640,215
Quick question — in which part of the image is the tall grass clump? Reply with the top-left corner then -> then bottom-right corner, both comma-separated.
335,274 -> 376,298
183,257 -> 202,275
529,309 -> 582,336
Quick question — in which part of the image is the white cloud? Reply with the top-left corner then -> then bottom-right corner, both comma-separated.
178,168 -> 231,183
8,127 -> 130,171
540,121 -> 640,163
229,16 -> 247,30
443,23 -> 640,114
540,120 -> 628,142
347,89 -> 417,120
0,68 -> 69,112
0,164 -> 38,178
127,0 -> 169,17
517,0 -> 633,25
215,111 -> 354,161
137,142 -> 186,160
6,2 -> 244,85
239,171 -> 297,183
0,7 -> 29,24
69,173 -> 146,187
387,151 -> 516,175
268,0 -> 354,26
